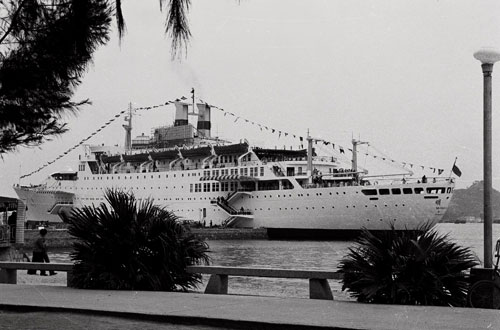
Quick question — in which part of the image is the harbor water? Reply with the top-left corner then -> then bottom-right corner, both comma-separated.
34,223 -> 500,300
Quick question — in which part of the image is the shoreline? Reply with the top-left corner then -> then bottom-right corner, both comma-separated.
23,227 -> 268,249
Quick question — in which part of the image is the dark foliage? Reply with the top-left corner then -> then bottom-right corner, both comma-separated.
162,0 -> 191,57
64,189 -> 210,291
339,224 -> 479,306
0,0 -> 191,154
0,0 -> 112,154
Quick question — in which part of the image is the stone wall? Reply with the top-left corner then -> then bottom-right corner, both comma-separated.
191,228 -> 268,240
23,228 -> 268,249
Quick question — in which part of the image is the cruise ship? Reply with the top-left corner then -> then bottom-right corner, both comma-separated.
14,99 -> 455,238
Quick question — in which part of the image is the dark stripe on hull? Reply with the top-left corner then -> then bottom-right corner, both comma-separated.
266,228 -> 424,241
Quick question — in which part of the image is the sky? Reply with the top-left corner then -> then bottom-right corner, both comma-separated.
1,0 -> 500,197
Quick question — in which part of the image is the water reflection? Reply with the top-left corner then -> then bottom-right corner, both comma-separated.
209,240 -> 351,270
46,224 -> 500,300
204,240 -> 353,298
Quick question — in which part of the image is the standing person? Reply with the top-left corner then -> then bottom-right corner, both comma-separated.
27,228 -> 56,276
7,211 -> 16,242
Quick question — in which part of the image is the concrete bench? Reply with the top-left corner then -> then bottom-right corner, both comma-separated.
0,262 -> 73,286
186,265 -> 343,300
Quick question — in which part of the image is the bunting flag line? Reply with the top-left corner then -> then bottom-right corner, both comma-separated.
20,94 -> 448,179
20,97 -> 184,179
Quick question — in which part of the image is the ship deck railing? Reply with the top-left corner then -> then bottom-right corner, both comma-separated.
366,176 -> 454,185
302,181 -> 361,189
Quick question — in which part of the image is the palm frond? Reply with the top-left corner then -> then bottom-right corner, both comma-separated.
64,188 -> 210,291
339,223 -> 479,306
162,0 -> 191,58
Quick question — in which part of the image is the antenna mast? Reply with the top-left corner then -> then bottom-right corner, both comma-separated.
307,129 -> 313,184
123,102 -> 133,152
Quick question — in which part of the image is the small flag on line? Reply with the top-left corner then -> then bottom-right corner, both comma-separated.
452,162 -> 462,177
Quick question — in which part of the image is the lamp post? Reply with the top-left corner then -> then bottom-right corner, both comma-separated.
474,48 -> 500,268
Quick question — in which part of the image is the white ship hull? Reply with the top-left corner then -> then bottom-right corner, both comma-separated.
14,166 -> 453,237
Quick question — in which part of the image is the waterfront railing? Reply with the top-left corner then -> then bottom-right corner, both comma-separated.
0,262 -> 342,300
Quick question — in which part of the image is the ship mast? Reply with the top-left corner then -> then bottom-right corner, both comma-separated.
352,138 -> 368,183
307,130 -> 313,184
123,102 -> 133,152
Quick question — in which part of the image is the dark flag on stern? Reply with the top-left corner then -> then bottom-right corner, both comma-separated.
452,160 -> 462,177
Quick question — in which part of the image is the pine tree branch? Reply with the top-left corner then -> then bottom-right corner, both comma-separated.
0,0 -> 29,45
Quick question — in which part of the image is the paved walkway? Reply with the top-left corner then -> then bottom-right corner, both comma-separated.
0,284 -> 499,330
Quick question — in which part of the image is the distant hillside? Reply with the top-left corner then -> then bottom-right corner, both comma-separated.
441,181 -> 500,222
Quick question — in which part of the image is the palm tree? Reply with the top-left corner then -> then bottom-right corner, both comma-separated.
64,189 -> 210,291
339,224 -> 478,306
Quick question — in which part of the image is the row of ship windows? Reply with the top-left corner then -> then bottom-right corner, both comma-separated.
78,196 -> 224,202
77,196 -> 434,210
70,186 -> 184,190
361,187 -> 452,196
81,166 -> 267,181
73,190 -> 450,201
83,173 -> 201,180
203,167 -> 265,177
69,186 -> 355,195
94,204 -> 424,214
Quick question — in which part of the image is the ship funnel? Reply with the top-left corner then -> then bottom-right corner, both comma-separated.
196,103 -> 211,138
174,101 -> 189,126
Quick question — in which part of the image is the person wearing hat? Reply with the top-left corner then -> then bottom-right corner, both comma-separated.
27,228 -> 56,276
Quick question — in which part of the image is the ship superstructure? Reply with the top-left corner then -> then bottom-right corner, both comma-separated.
14,98 -> 455,238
